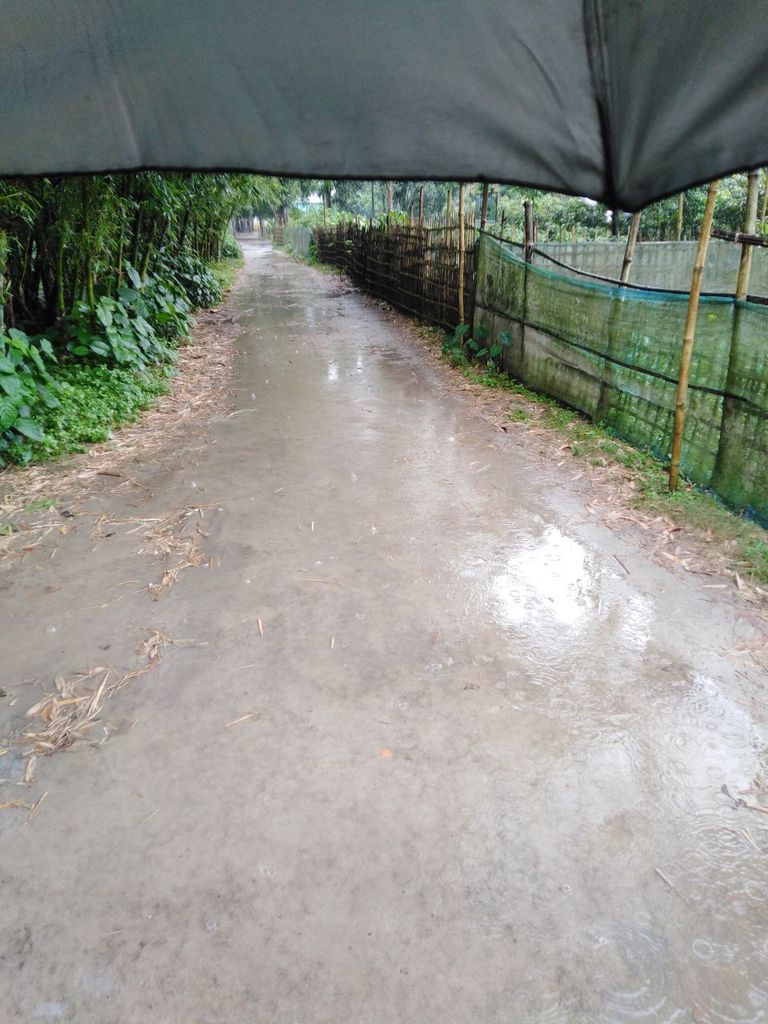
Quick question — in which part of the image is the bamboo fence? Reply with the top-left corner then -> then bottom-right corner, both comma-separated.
312,220 -> 477,330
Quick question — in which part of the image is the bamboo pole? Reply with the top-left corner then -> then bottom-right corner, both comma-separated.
523,200 -> 534,262
668,180 -> 719,492
0,229 -> 6,332
55,232 -> 66,316
712,171 -> 760,488
620,211 -> 642,283
457,183 -> 466,324
675,192 -> 684,241
418,186 -> 425,227
760,168 -> 768,231
597,210 -> 642,422
480,183 -> 489,230
736,170 -> 760,301
82,178 -> 96,307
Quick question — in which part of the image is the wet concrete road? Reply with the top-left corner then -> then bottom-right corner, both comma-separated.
2,242 -> 768,1023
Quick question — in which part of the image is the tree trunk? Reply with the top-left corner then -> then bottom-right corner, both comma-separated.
736,171 -> 760,301
55,232 -> 66,317
115,208 -> 127,295
81,179 -> 96,309
140,216 -> 157,282
480,183 -> 489,230
131,207 -> 143,270
620,212 -> 642,283
176,208 -> 191,254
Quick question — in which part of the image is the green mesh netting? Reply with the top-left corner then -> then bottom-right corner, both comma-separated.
281,225 -> 313,259
713,303 -> 768,512
536,239 -> 768,297
475,235 -> 768,519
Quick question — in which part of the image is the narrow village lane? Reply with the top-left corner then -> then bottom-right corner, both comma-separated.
2,241 -> 767,1024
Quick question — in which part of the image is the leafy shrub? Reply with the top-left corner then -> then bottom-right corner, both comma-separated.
441,323 -> 471,367
441,324 -> 511,373
120,264 -> 190,343
376,211 -> 410,227
0,237 -> 234,467
59,264 -> 189,371
0,267 -> 189,464
0,328 -> 60,464
158,250 -> 223,308
221,233 -> 242,259
64,297 -> 162,369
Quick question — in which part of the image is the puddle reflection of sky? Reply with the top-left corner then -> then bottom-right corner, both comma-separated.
474,526 -> 654,650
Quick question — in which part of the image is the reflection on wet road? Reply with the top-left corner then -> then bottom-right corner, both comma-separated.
2,242 -> 767,1023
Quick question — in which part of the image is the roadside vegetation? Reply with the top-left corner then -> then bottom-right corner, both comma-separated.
0,173 -> 284,466
282,174 -> 768,567
11,165 -> 757,555
435,323 -> 768,584
283,175 -> 761,241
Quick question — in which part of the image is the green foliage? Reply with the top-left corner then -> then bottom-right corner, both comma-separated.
211,253 -> 244,294
64,296 -> 169,369
117,263 -> 190,343
641,175 -> 753,240
1,171 -> 272,335
0,327 -> 59,463
221,233 -> 242,259
158,250 -> 222,309
441,323 -> 471,366
496,189 -> 610,241
57,261 -> 190,375
26,364 -> 170,462
235,176 -> 296,222
508,406 -> 530,422
287,205 -> 358,228
0,168 -> 254,467
441,324 -> 511,373
280,173 -> 764,247
0,318 -> 174,464
375,211 -> 410,228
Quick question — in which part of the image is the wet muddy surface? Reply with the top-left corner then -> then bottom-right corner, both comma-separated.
1,242 -> 767,1023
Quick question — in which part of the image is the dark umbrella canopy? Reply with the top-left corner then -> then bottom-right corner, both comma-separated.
3,0 -> 767,209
